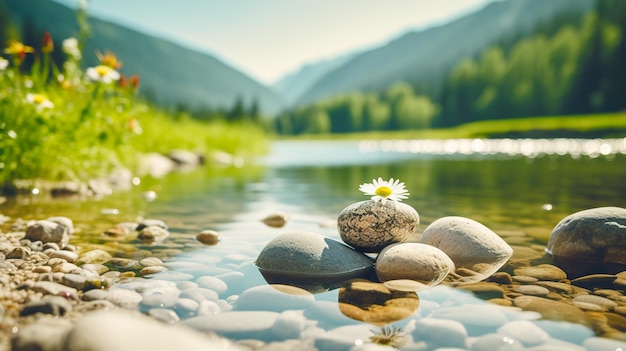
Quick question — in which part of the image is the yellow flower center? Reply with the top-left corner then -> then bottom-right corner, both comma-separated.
32,94 -> 47,105
95,65 -> 111,77
375,186 -> 392,197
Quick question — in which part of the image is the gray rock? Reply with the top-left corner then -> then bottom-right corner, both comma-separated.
20,295 -> 73,316
49,249 -> 78,263
82,289 -> 110,301
24,220 -> 68,246
375,243 -> 454,287
337,200 -> 419,252
105,288 -> 143,309
137,225 -> 170,244
547,207 -> 626,272
12,316 -> 74,351
497,320 -> 549,347
168,149 -> 203,167
136,219 -> 168,231
420,216 -> 513,280
47,216 -> 74,234
64,310 -> 244,351
411,318 -> 468,348
256,231 -> 374,282
147,308 -> 180,324
31,281 -> 77,296
7,246 -> 31,260
182,311 -> 280,340
61,273 -> 86,290
104,258 -> 142,272
196,276 -> 228,295
236,284 -> 314,311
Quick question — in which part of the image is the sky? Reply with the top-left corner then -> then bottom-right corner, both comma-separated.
53,0 -> 495,85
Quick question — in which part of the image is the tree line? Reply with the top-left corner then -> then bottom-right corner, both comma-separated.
275,0 -> 626,135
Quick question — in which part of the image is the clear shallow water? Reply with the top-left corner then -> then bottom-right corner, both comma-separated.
2,139 -> 626,349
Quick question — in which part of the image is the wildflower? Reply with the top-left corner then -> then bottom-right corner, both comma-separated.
26,93 -> 54,110
62,38 -> 81,59
42,32 -> 54,54
86,65 -> 120,83
127,118 -> 142,134
359,177 -> 409,204
369,326 -> 408,348
4,40 -> 34,61
0,57 -> 8,70
129,74 -> 140,91
96,50 -> 122,69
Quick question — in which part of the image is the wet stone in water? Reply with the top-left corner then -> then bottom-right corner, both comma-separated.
547,206 -> 626,276
375,242 -> 454,288
420,216 -> 512,281
262,212 -> 290,228
137,226 -> 170,244
196,230 -> 221,245
136,219 -> 168,231
104,258 -> 143,272
256,231 -> 374,284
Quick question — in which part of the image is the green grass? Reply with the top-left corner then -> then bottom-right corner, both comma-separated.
0,38 -> 268,186
285,113 -> 626,140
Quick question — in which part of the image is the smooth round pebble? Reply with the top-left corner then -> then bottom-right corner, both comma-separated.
420,216 -> 513,279
195,276 -> 228,295
514,285 -> 550,297
196,230 -> 220,245
375,242 -> 454,286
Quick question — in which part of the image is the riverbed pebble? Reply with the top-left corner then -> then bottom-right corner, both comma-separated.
196,229 -> 221,245
411,318 -> 468,348
547,207 -> 626,275
24,220 -> 68,246
420,216 -> 513,280
375,242 -> 454,287
513,264 -> 567,281
337,200 -> 419,252
137,225 -> 170,244
256,231 -> 374,282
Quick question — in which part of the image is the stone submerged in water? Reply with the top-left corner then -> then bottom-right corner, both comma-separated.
375,243 -> 454,288
255,231 -> 374,285
546,207 -> 626,276
337,200 -> 419,253
420,216 -> 513,281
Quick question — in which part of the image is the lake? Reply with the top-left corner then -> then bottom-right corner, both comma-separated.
2,138 -> 626,350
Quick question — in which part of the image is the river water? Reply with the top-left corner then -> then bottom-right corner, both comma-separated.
2,138 -> 626,349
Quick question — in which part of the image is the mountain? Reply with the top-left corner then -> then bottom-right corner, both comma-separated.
3,0 -> 285,115
272,53 -> 356,106
295,0 -> 595,106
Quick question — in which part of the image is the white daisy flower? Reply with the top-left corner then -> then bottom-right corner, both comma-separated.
26,93 -> 54,110
0,57 -> 8,70
359,177 -> 409,204
62,37 -> 81,59
86,65 -> 120,84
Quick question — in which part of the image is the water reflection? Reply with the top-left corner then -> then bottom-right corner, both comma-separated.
338,279 -> 420,326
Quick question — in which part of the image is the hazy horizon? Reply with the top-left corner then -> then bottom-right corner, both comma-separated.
51,0 -> 495,85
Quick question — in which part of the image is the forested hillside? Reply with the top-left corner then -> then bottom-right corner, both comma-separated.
295,0 -> 594,105
1,0 -> 285,115
275,0 -> 626,135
